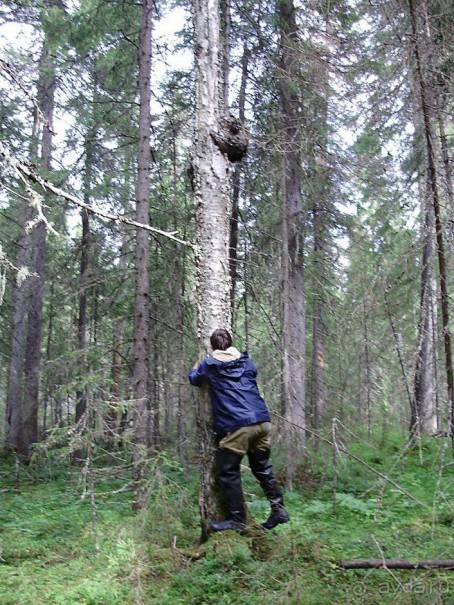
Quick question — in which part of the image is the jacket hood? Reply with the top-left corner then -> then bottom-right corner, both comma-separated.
211,347 -> 242,362
207,347 -> 247,378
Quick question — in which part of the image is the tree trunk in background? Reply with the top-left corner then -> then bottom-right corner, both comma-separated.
422,4 -> 454,232
132,0 -> 153,510
312,201 -> 327,433
175,271 -> 187,461
278,0 -> 306,490
163,360 -> 171,445
220,0 -> 230,112
193,0 -> 232,540
430,276 -> 441,430
75,136 -> 93,427
310,42 -> 330,437
150,297 -> 161,448
365,301 -> 373,436
229,45 -> 249,315
412,185 -> 437,434
73,134 -> 92,463
107,232 -> 129,440
171,134 -> 187,461
22,221 -> 47,456
435,93 -> 453,221
42,280 -> 55,435
243,239 -> 250,351
108,323 -> 123,432
5,99 -> 41,448
24,35 -> 57,458
5,211 -> 32,454
408,0 -> 454,450
6,39 -> 56,460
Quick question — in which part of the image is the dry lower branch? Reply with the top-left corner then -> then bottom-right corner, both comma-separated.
340,559 -> 454,570
271,411 -> 428,508
0,142 -> 193,248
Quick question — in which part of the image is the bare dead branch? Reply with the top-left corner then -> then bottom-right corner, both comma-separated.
0,142 -> 194,248
271,411 -> 428,508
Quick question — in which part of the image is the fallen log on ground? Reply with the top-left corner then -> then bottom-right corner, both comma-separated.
340,559 -> 454,570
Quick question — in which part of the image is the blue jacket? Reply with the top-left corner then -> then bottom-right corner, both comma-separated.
188,351 -> 270,435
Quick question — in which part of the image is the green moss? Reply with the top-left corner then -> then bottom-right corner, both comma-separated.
0,435 -> 453,604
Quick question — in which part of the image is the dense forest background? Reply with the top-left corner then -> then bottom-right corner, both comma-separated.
0,0 -> 453,602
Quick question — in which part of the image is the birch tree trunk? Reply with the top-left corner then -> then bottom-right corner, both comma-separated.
278,0 -> 306,490
193,0 -> 232,540
132,0 -> 153,510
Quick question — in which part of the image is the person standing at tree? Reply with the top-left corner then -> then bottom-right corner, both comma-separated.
188,328 -> 290,532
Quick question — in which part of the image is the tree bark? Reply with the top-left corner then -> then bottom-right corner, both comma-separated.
312,219 -> 326,433
310,60 -> 329,436
408,0 -> 454,451
278,0 -> 306,489
107,226 -> 130,439
6,37 -> 57,460
229,44 -> 249,314
75,137 -> 93,427
193,0 -> 233,540
436,93 -> 454,221
171,134 -> 187,462
150,297 -> 160,449
5,207 -> 32,453
5,31 -> 46,452
220,0 -> 231,112
412,183 -> 437,435
107,323 -> 123,435
42,280 -> 55,435
72,137 -> 91,463
421,4 -> 454,227
132,0 -> 153,510
363,300 -> 372,437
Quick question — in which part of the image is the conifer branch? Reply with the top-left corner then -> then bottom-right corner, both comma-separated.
0,142 -> 194,248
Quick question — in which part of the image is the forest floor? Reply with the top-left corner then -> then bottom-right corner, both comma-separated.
0,432 -> 453,605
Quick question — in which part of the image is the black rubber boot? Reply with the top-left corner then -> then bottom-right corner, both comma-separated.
261,505 -> 290,530
211,448 -> 246,532
248,449 -> 290,530
210,516 -> 245,532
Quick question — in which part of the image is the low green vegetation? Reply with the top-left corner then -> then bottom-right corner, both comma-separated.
1,433 -> 453,605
